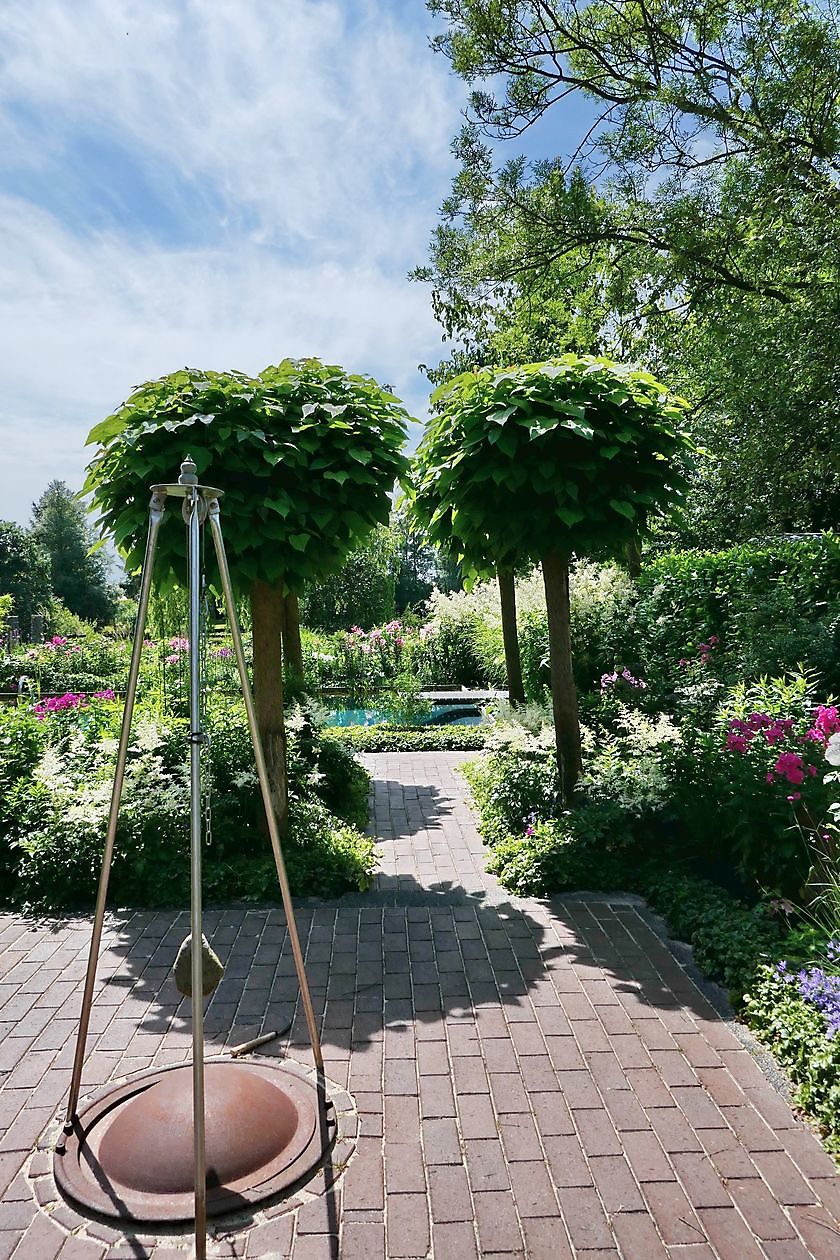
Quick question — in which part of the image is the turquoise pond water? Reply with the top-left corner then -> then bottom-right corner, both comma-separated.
328,706 -> 483,728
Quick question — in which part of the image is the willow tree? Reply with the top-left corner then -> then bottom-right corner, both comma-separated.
85,359 -> 409,831
411,354 -> 690,799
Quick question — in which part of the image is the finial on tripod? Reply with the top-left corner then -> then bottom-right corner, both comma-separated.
179,455 -> 199,486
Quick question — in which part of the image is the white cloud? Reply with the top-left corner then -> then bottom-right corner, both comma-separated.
0,0 -> 463,522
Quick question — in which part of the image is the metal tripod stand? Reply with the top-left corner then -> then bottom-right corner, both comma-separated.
59,458 -> 324,1259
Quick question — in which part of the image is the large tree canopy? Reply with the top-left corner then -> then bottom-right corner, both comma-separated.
0,522 -> 51,629
419,0 -> 840,538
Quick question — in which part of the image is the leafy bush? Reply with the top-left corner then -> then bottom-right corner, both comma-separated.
634,534 -> 840,699
487,803 -> 636,895
328,724 -> 490,753
639,870 -> 783,996
0,694 -> 374,909
461,734 -> 559,845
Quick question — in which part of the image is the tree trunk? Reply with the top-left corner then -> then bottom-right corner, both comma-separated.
625,536 -> 642,578
497,567 -> 525,705
282,591 -> 304,682
541,551 -> 582,802
250,579 -> 288,837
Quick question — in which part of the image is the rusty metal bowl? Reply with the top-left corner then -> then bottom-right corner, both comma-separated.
54,1058 -> 332,1221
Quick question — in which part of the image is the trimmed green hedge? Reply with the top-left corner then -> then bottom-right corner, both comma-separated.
325,724 -> 491,753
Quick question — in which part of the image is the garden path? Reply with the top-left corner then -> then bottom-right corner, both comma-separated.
0,751 -> 839,1258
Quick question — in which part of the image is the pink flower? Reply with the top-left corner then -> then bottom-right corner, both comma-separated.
766,772 -> 775,784
747,712 -> 772,731
787,793 -> 801,802
726,732 -> 750,753
168,636 -> 189,652
50,635 -> 67,646
165,653 -> 180,665
774,752 -> 805,785
708,635 -> 719,645
814,706 -> 840,742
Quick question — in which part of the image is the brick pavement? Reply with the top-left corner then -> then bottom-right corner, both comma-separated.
0,750 -> 838,1258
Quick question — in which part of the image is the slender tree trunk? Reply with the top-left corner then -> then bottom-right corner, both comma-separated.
250,579 -> 288,837
282,591 -> 304,682
625,536 -> 642,578
541,551 -> 582,801
497,567 -> 525,704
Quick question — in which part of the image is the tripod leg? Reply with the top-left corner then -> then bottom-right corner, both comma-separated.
63,491 -> 167,1132
206,499 -> 324,1073
187,488 -> 207,1260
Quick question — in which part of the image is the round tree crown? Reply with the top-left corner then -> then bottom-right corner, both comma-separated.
84,359 -> 410,591
410,354 -> 691,571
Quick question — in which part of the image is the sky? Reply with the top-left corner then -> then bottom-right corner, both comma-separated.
0,1 -> 585,528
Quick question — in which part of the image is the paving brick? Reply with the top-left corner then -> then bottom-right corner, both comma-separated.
429,1164 -> 473,1222
520,1219 -> 573,1259
386,1192 -> 430,1258
610,1211 -> 670,1258
422,1117 -> 462,1164
622,1130 -> 677,1183
698,1206 -> 767,1259
430,1222 -> 478,1260
641,1179 -> 705,1245
385,1141 -> 426,1194
473,1190 -> 524,1254
589,1155 -> 645,1213
555,1186 -> 613,1251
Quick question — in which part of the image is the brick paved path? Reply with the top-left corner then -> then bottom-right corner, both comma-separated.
1,750 -> 839,1258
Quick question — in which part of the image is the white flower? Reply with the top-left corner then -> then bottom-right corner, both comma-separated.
826,733 -> 840,766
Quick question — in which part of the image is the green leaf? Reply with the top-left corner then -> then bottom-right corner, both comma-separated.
609,499 -> 636,520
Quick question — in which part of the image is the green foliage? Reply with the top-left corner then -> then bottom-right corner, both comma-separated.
486,804 -> 636,896
635,535 -> 840,695
461,736 -> 559,845
0,695 -> 374,909
745,965 -> 840,1152
640,871 -> 784,998
411,355 -> 690,573
84,360 -> 410,592
0,521 -> 52,626
328,724 -> 490,753
31,481 -> 115,625
422,2 -> 840,539
0,594 -> 12,632
300,525 -> 398,631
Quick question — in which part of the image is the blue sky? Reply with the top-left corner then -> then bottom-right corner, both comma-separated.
0,1 -> 587,526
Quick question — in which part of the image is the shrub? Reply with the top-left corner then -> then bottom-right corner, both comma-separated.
487,803 -> 636,895
328,724 -> 490,753
634,534 -> 840,699
461,734 -> 559,845
0,694 -> 374,909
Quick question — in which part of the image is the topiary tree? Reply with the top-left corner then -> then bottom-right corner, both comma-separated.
85,359 -> 409,832
411,354 -> 690,799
